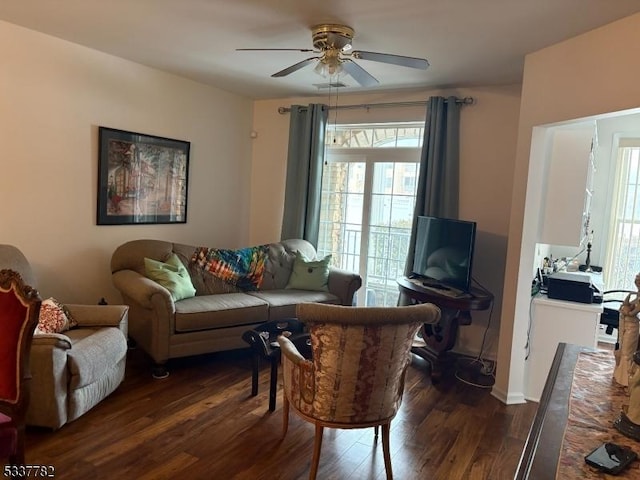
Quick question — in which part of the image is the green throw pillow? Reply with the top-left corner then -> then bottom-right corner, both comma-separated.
286,251 -> 331,292
144,254 -> 196,301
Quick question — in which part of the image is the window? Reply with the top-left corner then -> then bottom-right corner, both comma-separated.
317,123 -> 423,306
604,138 -> 640,290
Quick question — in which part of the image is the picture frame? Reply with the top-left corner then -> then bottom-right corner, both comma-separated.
97,127 -> 190,225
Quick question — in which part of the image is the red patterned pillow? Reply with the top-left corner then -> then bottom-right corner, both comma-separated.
36,297 -> 78,334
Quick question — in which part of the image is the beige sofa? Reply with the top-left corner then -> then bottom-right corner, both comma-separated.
0,244 -> 129,430
111,238 -> 362,377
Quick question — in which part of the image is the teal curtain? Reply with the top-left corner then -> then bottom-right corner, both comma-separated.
415,96 -> 461,220
401,96 -> 461,301
280,104 -> 329,247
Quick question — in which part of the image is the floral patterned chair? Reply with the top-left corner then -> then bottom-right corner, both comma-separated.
278,302 -> 441,480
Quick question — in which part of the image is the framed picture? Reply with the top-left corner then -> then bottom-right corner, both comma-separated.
97,127 -> 190,225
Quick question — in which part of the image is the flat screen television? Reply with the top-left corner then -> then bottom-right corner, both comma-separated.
410,215 -> 477,293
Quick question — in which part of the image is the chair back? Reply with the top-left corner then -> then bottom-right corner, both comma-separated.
0,269 -> 41,416
0,245 -> 36,290
287,302 -> 440,425
600,289 -> 635,334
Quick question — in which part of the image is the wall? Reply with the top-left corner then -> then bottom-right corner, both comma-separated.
535,113 -> 640,276
496,12 -> 640,404
250,85 -> 522,358
0,21 -> 254,304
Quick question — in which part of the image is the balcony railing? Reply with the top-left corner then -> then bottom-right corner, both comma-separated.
318,224 -> 411,306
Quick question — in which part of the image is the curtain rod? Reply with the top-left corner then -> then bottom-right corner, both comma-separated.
277,96 -> 474,114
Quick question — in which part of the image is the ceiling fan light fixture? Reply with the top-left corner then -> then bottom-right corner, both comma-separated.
314,48 -> 344,78
314,59 -> 343,78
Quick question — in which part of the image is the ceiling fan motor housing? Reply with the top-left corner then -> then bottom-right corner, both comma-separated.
312,24 -> 354,51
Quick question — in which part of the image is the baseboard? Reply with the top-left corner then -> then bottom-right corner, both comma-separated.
491,384 -> 527,405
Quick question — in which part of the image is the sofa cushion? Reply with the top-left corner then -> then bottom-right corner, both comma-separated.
187,262 -> 241,295
170,243 -> 240,295
111,239 -> 175,276
66,327 -> 127,390
286,251 -> 331,292
261,240 -> 320,291
247,289 -> 340,319
175,294 -> 269,332
36,297 -> 78,334
144,254 -> 196,301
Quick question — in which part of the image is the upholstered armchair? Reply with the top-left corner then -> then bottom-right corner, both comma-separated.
0,245 -> 129,430
278,302 -> 441,480
0,270 -> 40,465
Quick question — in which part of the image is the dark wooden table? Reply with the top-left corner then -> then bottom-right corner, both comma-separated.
397,276 -> 493,381
241,319 -> 308,411
515,343 -> 591,479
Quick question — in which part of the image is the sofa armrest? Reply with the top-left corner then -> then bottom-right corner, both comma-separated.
327,267 -> 362,306
28,334 -> 73,429
278,334 -> 307,365
278,335 -> 315,405
111,269 -> 176,365
65,304 -> 128,335
32,333 -> 72,350
112,269 -> 174,311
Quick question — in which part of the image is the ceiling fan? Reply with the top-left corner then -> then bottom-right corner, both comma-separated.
237,24 -> 429,87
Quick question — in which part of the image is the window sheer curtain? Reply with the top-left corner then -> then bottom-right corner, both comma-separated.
280,104 -> 329,247
400,96 -> 461,303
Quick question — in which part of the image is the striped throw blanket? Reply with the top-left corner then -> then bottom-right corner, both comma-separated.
191,245 -> 269,291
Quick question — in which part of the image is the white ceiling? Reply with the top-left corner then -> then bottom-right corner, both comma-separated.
1,1 -> 639,100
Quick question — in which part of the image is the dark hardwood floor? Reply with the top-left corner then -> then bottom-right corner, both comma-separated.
18,347 -> 537,479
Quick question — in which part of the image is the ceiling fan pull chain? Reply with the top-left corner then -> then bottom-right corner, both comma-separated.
333,85 -> 340,139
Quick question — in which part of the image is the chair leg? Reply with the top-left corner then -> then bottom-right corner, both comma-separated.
9,424 -> 26,465
374,425 -> 379,437
282,395 -> 290,437
309,424 -> 324,480
382,423 -> 393,480
269,356 -> 278,411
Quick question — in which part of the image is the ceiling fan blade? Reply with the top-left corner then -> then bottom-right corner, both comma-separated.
272,57 -> 319,77
351,50 -> 429,69
236,48 -> 316,52
341,60 -> 379,87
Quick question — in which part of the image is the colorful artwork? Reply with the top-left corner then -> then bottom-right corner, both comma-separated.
97,127 -> 190,225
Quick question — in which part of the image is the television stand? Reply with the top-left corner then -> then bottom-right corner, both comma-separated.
397,276 -> 493,382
